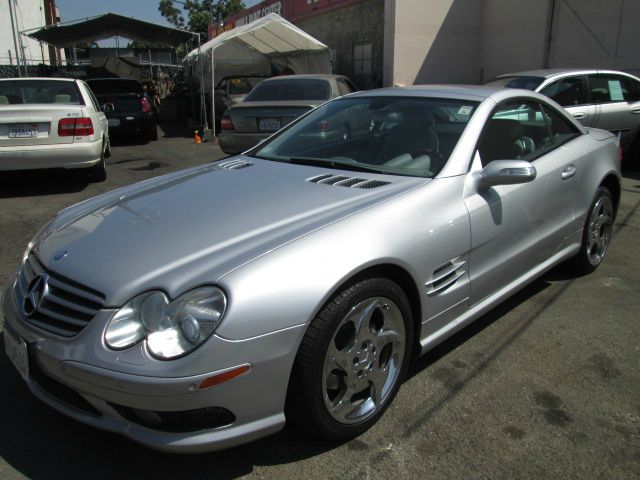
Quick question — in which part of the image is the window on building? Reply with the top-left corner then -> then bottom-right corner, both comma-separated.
353,42 -> 372,76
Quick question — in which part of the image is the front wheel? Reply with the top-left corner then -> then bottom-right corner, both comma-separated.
568,186 -> 614,274
286,277 -> 413,440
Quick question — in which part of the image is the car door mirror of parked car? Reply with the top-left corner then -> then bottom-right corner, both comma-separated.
101,103 -> 115,113
480,160 -> 537,187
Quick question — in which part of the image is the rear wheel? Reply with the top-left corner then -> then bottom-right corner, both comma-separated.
286,277 -> 413,440
568,187 -> 614,274
87,140 -> 107,182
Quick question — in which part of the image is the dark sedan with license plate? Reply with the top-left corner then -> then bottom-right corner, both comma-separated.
218,74 -> 357,154
87,78 -> 158,141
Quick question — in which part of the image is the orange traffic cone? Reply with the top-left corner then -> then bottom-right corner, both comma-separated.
194,130 -> 202,144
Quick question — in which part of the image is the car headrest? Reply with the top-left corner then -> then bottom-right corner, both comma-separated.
0,95 -> 8,105
54,94 -> 71,103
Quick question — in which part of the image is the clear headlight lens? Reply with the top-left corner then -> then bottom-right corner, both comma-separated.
105,287 -> 227,359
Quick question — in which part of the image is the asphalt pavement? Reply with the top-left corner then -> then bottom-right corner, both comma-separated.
0,127 -> 638,479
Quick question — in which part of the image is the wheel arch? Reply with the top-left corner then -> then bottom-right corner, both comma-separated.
311,262 -> 424,358
601,173 -> 621,216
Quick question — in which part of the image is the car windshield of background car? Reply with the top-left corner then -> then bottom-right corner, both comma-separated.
244,79 -> 331,101
251,97 -> 479,178
485,76 -> 544,90
0,80 -> 82,105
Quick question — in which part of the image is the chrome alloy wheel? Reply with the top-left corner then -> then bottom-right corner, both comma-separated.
586,194 -> 614,266
322,296 -> 406,424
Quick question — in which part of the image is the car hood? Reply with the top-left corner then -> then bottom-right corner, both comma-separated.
34,157 -> 427,306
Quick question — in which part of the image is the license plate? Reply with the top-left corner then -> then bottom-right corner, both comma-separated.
259,118 -> 280,131
108,118 -> 120,127
9,126 -> 38,138
4,330 -> 29,381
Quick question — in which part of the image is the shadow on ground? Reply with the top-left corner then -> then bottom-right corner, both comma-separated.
0,170 -> 89,199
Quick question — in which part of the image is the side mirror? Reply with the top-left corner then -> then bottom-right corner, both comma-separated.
480,160 -> 537,187
101,103 -> 114,113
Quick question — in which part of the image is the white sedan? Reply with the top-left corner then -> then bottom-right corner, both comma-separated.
0,77 -> 110,181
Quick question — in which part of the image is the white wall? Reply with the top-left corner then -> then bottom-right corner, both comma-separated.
384,0 -> 640,87
383,0 -> 483,86
548,0 -> 640,76
0,0 -> 63,66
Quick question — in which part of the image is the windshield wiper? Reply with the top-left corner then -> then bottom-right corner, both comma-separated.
288,157 -> 389,175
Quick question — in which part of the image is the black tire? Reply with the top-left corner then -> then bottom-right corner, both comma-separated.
286,277 -> 414,441
147,125 -> 158,141
87,141 -> 107,182
104,135 -> 112,158
568,186 -> 614,275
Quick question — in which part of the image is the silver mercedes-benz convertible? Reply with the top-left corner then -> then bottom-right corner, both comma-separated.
3,86 -> 621,453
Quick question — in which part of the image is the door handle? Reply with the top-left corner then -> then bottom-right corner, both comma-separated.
572,112 -> 586,120
631,106 -> 640,114
561,165 -> 576,180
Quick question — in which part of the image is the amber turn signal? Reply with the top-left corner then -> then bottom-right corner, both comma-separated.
199,364 -> 251,390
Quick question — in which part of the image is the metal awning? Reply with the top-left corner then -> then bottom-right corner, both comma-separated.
26,12 -> 195,47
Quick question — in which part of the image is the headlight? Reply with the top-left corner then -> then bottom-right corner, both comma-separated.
105,287 -> 227,359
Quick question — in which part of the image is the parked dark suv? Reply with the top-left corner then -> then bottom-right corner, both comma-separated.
87,78 -> 158,140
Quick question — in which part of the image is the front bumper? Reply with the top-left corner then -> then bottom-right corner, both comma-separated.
0,139 -> 102,171
218,132 -> 270,154
2,274 -> 304,453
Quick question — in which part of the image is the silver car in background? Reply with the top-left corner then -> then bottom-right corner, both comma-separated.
218,74 -> 357,154
3,86 -> 620,453
486,69 -> 640,163
0,77 -> 110,181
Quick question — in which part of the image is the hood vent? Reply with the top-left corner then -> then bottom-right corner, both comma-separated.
307,174 -> 390,189
218,159 -> 254,170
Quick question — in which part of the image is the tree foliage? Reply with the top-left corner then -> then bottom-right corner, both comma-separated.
159,0 -> 245,38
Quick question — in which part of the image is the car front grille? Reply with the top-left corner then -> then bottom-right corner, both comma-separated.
14,254 -> 105,337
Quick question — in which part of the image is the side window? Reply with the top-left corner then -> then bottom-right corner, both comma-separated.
588,74 -> 635,103
540,76 -> 587,106
478,101 -> 549,166
541,105 -> 581,148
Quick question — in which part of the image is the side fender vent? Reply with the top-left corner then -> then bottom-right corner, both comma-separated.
425,258 -> 466,296
218,159 -> 254,170
307,174 -> 390,189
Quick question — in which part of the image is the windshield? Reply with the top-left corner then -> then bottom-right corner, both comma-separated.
0,80 -> 82,105
245,79 -> 331,101
251,96 -> 479,178
485,76 -> 544,90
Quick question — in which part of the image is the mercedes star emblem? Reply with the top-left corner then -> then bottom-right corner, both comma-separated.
22,274 -> 49,317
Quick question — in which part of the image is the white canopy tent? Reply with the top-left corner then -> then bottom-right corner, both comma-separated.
185,13 -> 331,135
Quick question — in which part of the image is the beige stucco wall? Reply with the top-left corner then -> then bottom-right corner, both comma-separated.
383,0 -> 483,86
1,0 -> 57,65
479,0 -> 552,81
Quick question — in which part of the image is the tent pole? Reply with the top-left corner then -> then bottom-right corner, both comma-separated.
211,49 -> 216,140
197,33 -> 208,133
8,0 -> 22,76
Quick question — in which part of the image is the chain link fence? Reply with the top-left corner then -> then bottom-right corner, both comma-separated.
0,64 -> 89,79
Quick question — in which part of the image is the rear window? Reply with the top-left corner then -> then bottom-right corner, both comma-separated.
245,79 -> 331,102
0,80 -> 82,105
87,79 -> 143,95
485,76 -> 544,90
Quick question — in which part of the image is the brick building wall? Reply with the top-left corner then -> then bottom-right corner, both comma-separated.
296,0 -> 385,89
